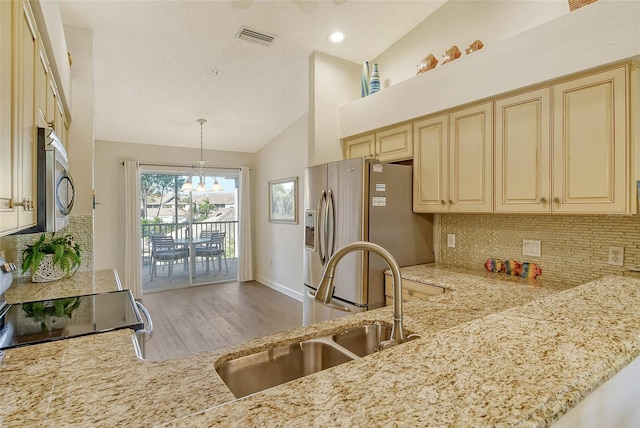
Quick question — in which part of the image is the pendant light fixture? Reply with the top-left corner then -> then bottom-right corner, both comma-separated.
181,118 -> 207,192
211,177 -> 223,192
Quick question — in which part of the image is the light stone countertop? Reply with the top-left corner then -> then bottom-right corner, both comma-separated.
5,269 -> 123,303
2,264 -> 639,427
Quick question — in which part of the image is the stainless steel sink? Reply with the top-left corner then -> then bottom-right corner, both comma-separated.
217,340 -> 355,398
216,321 -> 422,398
332,323 -> 392,357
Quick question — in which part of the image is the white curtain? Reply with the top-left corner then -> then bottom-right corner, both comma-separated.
238,166 -> 253,281
123,161 -> 142,298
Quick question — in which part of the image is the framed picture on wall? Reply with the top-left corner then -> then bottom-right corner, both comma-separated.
268,177 -> 298,224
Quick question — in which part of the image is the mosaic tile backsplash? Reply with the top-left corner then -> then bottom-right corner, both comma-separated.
439,213 -> 640,286
0,215 -> 93,278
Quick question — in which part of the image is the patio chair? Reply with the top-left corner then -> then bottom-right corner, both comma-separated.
150,234 -> 189,280
195,231 -> 228,273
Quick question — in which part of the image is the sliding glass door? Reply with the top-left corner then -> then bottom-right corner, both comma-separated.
140,169 -> 240,293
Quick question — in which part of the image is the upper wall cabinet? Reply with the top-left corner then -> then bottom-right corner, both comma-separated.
0,0 -> 64,236
14,0 -> 38,229
343,133 -> 374,160
552,66 -> 628,214
0,0 -> 17,234
343,122 -> 413,163
495,88 -> 551,213
414,102 -> 493,213
448,102 -> 493,212
413,114 -> 448,212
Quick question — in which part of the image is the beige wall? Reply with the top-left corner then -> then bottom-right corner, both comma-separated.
254,114 -> 308,299
94,140 -> 255,279
374,0 -> 568,88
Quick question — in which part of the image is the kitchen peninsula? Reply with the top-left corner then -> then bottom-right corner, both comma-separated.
2,265 -> 640,426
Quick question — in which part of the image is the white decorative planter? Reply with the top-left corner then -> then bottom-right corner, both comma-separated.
31,254 -> 66,283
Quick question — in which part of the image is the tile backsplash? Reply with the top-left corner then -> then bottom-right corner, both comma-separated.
0,215 -> 93,277
439,213 -> 640,286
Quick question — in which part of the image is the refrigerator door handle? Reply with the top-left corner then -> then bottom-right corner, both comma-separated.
326,188 -> 336,259
317,191 -> 326,265
306,291 -> 352,313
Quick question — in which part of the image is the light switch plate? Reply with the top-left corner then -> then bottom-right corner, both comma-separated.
447,234 -> 456,248
523,239 -> 541,257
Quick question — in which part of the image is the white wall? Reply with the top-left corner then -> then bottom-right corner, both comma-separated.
254,114 -> 308,300
94,140 -> 254,278
64,25 -> 93,216
308,51 -> 361,166
374,0 -> 569,88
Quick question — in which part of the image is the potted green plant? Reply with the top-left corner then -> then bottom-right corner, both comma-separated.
22,233 -> 82,282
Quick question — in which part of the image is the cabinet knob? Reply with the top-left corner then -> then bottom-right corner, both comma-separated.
440,200 -> 446,205
407,289 -> 414,296
540,197 -> 547,204
554,197 -> 560,204
448,199 -> 453,205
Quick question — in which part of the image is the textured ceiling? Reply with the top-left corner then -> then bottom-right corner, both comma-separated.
59,0 -> 446,153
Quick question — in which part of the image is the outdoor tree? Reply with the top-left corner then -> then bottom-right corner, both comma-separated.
140,174 -> 177,219
199,198 -> 215,218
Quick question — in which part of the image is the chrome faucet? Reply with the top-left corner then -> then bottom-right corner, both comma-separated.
314,241 -> 406,345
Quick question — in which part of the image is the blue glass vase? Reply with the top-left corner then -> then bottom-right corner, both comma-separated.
369,63 -> 380,94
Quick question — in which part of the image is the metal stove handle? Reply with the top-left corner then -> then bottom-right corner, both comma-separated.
135,301 -> 154,340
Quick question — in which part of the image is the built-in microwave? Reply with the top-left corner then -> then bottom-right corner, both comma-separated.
15,127 -> 75,234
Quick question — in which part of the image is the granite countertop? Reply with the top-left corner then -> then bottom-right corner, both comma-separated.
5,269 -> 123,303
2,264 -> 639,427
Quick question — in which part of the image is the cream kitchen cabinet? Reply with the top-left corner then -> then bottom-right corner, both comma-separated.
552,66 -> 629,214
13,0 -> 38,229
495,88 -> 551,213
413,114 -> 448,212
36,39 -> 49,127
1,0 -> 39,236
0,0 -> 17,234
414,102 -> 493,213
384,274 -> 445,306
343,122 -> 413,163
343,133 -> 374,160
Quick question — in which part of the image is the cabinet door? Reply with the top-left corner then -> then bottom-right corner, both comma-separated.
14,0 -> 38,228
413,114 -> 449,213
55,99 -> 63,139
342,133 -> 374,159
449,102 -> 493,212
0,0 -> 17,234
36,39 -> 48,127
376,122 -> 413,162
552,66 -> 628,213
495,88 -> 551,212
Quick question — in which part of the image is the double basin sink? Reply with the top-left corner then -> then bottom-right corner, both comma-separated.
216,322 -> 417,398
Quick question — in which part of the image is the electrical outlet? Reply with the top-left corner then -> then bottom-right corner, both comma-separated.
447,234 -> 456,248
608,246 -> 624,266
522,240 -> 541,257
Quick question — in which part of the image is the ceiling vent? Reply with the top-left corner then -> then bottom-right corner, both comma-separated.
235,26 -> 277,46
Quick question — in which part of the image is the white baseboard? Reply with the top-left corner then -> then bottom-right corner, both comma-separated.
255,275 -> 303,302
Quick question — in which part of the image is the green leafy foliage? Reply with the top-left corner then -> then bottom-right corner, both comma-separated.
21,233 -> 82,277
22,297 -> 81,333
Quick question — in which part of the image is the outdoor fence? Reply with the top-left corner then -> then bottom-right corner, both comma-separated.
141,220 -> 238,268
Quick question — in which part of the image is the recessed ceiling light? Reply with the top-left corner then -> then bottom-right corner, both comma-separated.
328,31 -> 345,44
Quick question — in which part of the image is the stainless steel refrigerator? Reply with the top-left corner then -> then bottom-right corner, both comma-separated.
302,158 -> 434,325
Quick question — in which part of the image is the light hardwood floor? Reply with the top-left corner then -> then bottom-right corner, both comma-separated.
141,281 -> 303,361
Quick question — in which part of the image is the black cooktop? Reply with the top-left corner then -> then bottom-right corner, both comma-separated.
0,290 -> 143,350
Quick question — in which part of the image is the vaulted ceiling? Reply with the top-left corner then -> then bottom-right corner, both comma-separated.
59,0 -> 446,153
